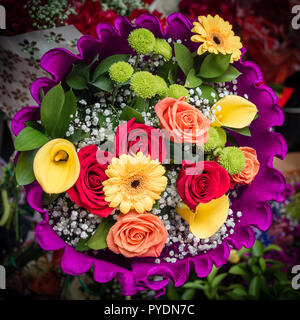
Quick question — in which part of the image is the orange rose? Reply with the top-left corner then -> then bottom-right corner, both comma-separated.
155,96 -> 210,145
231,147 -> 260,186
106,211 -> 168,258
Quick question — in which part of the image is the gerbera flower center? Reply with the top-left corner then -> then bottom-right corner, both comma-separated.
210,32 -> 224,47
131,179 -> 140,188
103,152 -> 168,214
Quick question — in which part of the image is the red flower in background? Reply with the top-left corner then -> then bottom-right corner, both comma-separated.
67,0 -> 119,38
179,0 -> 237,24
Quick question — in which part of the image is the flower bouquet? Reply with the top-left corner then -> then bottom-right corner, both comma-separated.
12,13 -> 286,296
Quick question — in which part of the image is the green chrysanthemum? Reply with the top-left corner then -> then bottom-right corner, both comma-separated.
218,147 -> 245,175
154,38 -> 172,61
128,28 -> 155,55
109,61 -> 133,83
167,84 -> 190,101
204,127 -> 227,152
130,71 -> 158,99
155,75 -> 168,97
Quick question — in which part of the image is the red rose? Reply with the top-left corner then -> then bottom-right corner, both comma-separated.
177,161 -> 230,211
115,118 -> 167,163
67,145 -> 113,217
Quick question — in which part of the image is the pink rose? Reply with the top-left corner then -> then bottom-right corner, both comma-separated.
106,211 -> 168,258
155,97 -> 210,145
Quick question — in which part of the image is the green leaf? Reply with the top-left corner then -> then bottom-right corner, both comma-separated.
198,85 -> 219,105
54,89 -> 77,138
41,85 -> 77,138
15,150 -> 37,185
185,68 -> 203,88
183,280 -> 205,290
182,289 -> 196,300
133,97 -> 149,112
205,65 -> 241,83
120,106 -> 145,124
41,83 -> 64,135
231,287 -> 247,297
174,43 -> 193,76
91,76 -> 114,92
167,284 -> 182,300
224,126 -> 252,137
252,240 -> 264,257
66,62 -> 90,90
229,265 -> 248,276
211,273 -> 227,288
92,54 -> 130,80
68,129 -> 90,144
263,244 -> 282,253
207,265 -> 218,282
168,63 -> 179,84
76,238 -> 91,252
87,217 -> 115,250
25,121 -> 44,133
259,257 -> 266,272
248,276 -> 260,298
198,53 -> 231,79
14,127 -> 49,151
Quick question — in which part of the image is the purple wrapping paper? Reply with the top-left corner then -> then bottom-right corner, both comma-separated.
11,13 -> 287,296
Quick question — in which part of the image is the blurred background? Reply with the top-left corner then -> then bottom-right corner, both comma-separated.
0,0 -> 300,300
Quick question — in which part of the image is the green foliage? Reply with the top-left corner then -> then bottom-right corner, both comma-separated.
224,126 -> 252,137
14,127 -> 49,151
120,106 -> 144,124
91,76 -> 114,92
185,68 -> 203,88
165,240 -> 300,300
15,150 -> 37,185
41,84 -> 77,138
86,217 -> 115,250
174,43 -> 194,76
66,62 -> 90,90
198,53 -> 231,79
205,65 -> 241,83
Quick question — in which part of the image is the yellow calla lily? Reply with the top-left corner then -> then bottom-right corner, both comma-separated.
211,95 -> 257,128
33,138 -> 80,194
176,195 -> 229,238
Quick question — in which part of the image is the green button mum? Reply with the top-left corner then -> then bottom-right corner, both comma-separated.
109,61 -> 133,83
218,146 -> 245,175
204,127 -> 227,152
130,71 -> 158,99
167,84 -> 190,101
128,28 -> 155,55
154,38 -> 172,61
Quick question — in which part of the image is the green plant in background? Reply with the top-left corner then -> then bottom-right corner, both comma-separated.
285,192 -> 300,220
166,240 -> 300,300
101,0 -> 147,16
0,162 -> 32,242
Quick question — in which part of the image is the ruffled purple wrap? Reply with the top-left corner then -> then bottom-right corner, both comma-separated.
11,13 -> 286,296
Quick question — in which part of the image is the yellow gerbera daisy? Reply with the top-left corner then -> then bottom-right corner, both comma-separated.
191,15 -> 242,63
103,152 -> 168,214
